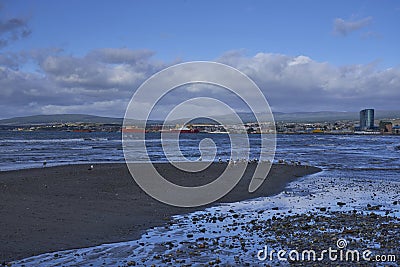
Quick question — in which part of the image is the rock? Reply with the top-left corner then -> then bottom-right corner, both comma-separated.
369,212 -> 378,219
367,205 -> 381,211
165,241 -> 174,248
337,202 -> 346,206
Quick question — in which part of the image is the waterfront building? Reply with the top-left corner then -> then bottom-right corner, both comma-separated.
393,125 -> 400,135
360,109 -> 375,130
379,121 -> 393,134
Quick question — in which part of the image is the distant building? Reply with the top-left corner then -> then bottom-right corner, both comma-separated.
379,121 -> 393,134
393,125 -> 400,135
360,109 -> 375,130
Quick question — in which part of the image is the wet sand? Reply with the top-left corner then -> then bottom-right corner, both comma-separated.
0,162 -> 320,262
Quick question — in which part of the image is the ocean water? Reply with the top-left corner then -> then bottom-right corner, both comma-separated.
0,131 -> 123,171
1,131 -> 399,172
3,131 -> 400,266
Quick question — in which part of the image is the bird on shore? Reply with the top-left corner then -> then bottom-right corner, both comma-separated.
42,160 -> 47,168
198,156 -> 202,162
88,165 -> 94,170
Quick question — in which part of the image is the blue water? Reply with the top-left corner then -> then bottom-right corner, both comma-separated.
0,131 -> 122,171
1,131 -> 399,176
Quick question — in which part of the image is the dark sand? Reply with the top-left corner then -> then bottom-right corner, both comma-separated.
0,163 -> 320,262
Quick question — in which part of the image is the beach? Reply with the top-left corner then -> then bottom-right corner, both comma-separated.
0,162 -> 320,263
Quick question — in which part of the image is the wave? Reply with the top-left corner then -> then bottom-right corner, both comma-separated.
345,167 -> 400,171
0,138 -> 87,143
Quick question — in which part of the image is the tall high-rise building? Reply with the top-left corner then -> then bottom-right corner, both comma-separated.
360,109 -> 374,130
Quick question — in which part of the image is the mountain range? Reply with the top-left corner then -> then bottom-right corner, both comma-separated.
0,114 -> 122,126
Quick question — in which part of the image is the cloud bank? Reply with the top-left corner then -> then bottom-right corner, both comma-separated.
219,52 -> 400,112
0,48 -> 399,119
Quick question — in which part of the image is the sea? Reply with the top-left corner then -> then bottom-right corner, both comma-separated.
2,131 -> 399,266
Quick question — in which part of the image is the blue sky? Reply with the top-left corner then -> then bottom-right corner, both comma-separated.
0,0 -> 399,118
7,0 -> 399,65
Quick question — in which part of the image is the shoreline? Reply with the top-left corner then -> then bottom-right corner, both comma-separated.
0,162 -> 320,262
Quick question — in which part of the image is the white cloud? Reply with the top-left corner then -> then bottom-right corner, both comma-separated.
0,48 -> 169,118
40,99 -> 129,116
218,52 -> 400,112
288,55 -> 312,66
333,16 -> 372,36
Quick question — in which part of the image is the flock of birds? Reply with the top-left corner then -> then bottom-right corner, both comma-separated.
42,159 -> 307,170
215,157 -> 307,167
278,159 -> 304,166
42,160 -> 94,170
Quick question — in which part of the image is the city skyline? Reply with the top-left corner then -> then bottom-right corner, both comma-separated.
0,1 -> 399,119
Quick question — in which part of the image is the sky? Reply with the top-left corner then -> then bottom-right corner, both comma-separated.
0,0 -> 399,119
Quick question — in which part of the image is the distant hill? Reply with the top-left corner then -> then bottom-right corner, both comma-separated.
273,111 -> 359,122
0,114 -> 123,126
1,110 -> 400,126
